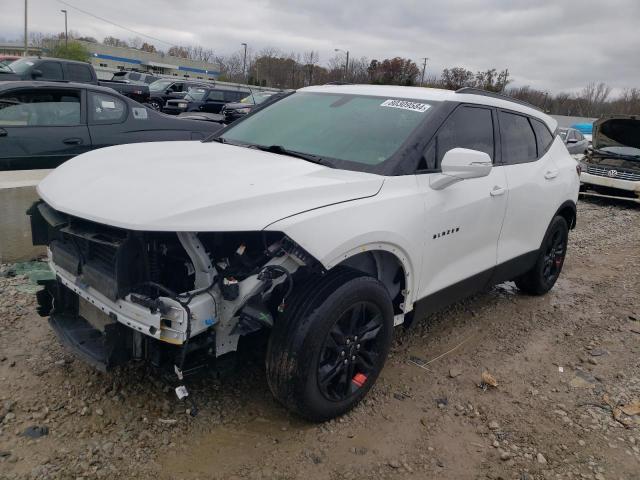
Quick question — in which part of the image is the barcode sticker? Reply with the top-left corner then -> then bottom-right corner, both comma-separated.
381,99 -> 431,113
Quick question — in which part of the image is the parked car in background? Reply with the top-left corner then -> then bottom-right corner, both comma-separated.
147,79 -> 211,111
0,55 -> 19,66
571,122 -> 593,143
0,57 -> 150,104
110,70 -> 159,86
579,115 -> 640,203
31,85 -> 579,421
163,85 -> 250,115
0,81 -> 222,171
221,91 -> 284,123
558,127 -> 589,155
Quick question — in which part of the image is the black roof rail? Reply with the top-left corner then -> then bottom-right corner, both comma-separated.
455,87 -> 542,111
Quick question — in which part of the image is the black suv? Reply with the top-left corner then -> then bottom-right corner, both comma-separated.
163,85 -> 250,115
147,79 -> 211,111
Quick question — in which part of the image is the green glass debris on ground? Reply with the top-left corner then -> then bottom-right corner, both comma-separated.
2,261 -> 54,293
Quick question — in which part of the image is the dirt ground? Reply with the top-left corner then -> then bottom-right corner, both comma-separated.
1,198 -> 639,480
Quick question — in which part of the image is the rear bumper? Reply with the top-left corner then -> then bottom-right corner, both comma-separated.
580,172 -> 640,203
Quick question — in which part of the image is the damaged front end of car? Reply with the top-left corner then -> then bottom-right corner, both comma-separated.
28,200 -> 320,374
580,115 -> 640,203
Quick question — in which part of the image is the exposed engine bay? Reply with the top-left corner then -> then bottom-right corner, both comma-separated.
28,201 -> 320,373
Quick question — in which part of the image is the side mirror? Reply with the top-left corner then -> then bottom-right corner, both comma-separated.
31,69 -> 43,79
430,148 -> 492,190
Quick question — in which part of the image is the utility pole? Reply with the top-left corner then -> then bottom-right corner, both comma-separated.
420,57 -> 429,87
334,48 -> 350,82
241,43 -> 247,83
61,10 -> 68,47
23,0 -> 28,56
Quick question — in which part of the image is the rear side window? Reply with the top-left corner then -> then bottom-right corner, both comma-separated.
499,111 -> 537,164
531,118 -> 554,155
89,92 -> 126,124
67,64 -> 93,83
433,105 -> 494,167
38,61 -> 64,81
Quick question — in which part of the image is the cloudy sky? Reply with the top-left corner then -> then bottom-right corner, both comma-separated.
1,0 -> 638,93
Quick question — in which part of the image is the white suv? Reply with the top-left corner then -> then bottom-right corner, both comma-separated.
31,84 -> 580,421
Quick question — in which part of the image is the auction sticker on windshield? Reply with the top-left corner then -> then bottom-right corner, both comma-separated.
380,99 -> 431,113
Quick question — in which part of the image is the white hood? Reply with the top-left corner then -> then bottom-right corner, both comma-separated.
37,141 -> 384,231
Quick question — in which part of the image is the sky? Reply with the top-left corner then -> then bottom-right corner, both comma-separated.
1,0 -> 638,94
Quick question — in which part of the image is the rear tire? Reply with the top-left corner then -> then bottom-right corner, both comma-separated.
266,268 -> 394,422
515,216 -> 568,295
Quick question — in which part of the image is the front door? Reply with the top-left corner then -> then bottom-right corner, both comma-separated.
0,87 -> 91,171
415,105 -> 508,301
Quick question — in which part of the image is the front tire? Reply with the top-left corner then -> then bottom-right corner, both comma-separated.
266,268 -> 394,422
515,216 -> 568,295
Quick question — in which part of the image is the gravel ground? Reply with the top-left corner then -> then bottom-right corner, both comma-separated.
0,198 -> 639,480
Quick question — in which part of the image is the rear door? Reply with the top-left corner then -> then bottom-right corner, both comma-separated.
496,111 -> 563,264
86,89 -> 204,146
0,86 -> 90,171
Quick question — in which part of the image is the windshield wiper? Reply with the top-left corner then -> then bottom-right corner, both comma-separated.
254,145 -> 332,167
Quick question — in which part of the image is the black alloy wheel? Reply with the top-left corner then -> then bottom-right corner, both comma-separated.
317,301 -> 384,402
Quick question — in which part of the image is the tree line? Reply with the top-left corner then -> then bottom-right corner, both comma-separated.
25,31 -> 640,117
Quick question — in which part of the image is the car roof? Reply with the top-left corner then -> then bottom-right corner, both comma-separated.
19,56 -> 92,66
300,84 -> 558,131
0,80 -> 128,97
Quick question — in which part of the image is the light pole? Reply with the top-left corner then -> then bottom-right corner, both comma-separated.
60,9 -> 68,47
23,0 -> 28,56
241,43 -> 247,83
420,57 -> 429,87
334,48 -> 349,82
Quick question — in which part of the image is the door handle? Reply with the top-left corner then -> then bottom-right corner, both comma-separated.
63,137 -> 83,145
0,128 -> 7,137
544,169 -> 559,180
490,186 -> 506,196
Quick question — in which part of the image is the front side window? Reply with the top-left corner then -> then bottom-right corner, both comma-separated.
149,80 -> 173,92
221,92 -> 438,169
206,90 -> 225,101
67,64 -> 93,83
38,62 -> 64,80
432,105 -> 494,167
499,111 -> 537,164
0,88 -> 81,126
89,92 -> 126,124
128,72 -> 141,81
185,88 -> 208,101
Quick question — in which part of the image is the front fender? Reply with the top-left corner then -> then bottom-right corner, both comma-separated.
265,176 -> 424,309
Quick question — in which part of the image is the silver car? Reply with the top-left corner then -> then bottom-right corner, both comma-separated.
558,127 -> 589,155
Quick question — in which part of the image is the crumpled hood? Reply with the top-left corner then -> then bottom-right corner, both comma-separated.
592,115 -> 640,150
37,141 -> 384,231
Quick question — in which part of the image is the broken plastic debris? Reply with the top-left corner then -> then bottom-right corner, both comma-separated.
175,385 -> 189,400
21,425 -> 49,438
481,371 -> 498,388
558,366 -> 564,373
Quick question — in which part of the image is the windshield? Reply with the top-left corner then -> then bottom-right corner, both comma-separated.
185,88 -> 207,101
220,92 -> 437,168
5,58 -> 35,74
0,63 -> 12,73
149,80 -> 173,92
